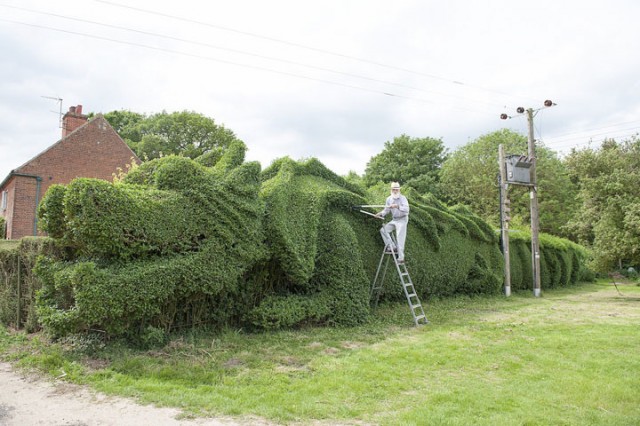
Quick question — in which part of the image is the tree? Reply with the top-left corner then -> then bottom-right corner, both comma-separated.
564,137 -> 640,271
342,170 -> 366,191
104,110 -> 241,160
439,129 -> 578,237
363,134 -> 448,194
103,110 -> 144,142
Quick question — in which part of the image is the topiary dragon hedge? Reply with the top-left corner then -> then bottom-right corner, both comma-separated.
27,140 -> 588,338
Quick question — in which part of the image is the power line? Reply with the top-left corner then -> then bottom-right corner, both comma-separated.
10,2 -> 635,150
0,4 -> 505,109
0,17 -> 492,115
500,104 -> 640,155
542,132 -> 640,155
545,126 -> 640,148
545,119 -> 640,140
94,0 -> 537,104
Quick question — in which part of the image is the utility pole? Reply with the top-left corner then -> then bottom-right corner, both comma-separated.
526,108 -> 542,297
500,100 -> 555,298
498,144 -> 511,296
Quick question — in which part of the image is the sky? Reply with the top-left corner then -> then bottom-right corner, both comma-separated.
1,0 -> 639,180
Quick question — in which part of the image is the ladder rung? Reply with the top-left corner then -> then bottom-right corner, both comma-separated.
373,247 -> 427,326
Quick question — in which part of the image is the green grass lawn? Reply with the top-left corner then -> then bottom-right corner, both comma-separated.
1,281 -> 639,425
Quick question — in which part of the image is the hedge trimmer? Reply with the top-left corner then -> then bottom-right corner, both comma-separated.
351,204 -> 385,219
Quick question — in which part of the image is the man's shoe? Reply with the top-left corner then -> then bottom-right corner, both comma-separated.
397,259 -> 405,264
384,246 -> 396,253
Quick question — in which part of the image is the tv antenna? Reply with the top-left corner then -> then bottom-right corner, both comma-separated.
41,96 -> 63,128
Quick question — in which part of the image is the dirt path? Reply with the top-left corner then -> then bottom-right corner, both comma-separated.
0,362 -> 256,426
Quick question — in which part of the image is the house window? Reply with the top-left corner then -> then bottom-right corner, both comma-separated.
1,190 -> 7,211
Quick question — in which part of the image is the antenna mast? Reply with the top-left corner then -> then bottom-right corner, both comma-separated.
41,96 -> 63,128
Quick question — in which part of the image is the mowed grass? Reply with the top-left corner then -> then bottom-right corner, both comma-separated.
1,281 -> 639,425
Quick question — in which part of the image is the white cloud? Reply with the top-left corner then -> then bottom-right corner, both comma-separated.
1,0 -> 639,180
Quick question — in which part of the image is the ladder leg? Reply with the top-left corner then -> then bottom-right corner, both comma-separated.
371,239 -> 428,326
370,249 -> 391,308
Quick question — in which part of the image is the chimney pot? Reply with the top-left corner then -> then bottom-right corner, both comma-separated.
62,103 -> 89,138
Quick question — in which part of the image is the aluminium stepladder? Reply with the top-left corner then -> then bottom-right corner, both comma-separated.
370,237 -> 428,326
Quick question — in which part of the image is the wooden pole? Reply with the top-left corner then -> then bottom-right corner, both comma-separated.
527,109 -> 542,297
498,145 -> 511,296
16,254 -> 21,328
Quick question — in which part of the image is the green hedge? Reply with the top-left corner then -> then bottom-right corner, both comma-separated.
39,153 -> 263,262
506,231 -> 591,291
8,148 -> 591,338
247,160 -> 504,328
247,158 -> 370,328
0,238 -> 61,331
35,142 -> 267,337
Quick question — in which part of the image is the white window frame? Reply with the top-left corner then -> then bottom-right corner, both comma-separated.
1,190 -> 7,211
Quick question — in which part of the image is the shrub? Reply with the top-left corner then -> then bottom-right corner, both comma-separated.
506,231 -> 592,290
248,159 -> 504,328
0,238 -> 61,330
35,143 -> 267,338
29,149 -> 591,337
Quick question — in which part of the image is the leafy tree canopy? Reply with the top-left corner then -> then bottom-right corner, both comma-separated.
438,129 -> 578,237
363,134 -> 448,194
564,137 -> 640,271
104,110 -> 241,160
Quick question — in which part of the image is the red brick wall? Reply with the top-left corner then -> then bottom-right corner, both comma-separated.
4,115 -> 139,239
1,177 -> 17,239
3,176 -> 40,239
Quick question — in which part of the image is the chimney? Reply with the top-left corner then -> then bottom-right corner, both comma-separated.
62,104 -> 88,138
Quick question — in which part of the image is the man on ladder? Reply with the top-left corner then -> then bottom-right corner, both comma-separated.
370,182 -> 427,325
375,182 -> 409,264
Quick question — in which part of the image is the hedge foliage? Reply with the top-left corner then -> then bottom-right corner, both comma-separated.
247,159 -> 504,328
505,231 -> 592,290
248,158 -> 370,328
8,145 -> 591,338
35,141 -> 267,337
0,238 -> 61,331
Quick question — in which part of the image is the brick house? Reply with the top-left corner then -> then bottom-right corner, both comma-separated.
0,105 -> 139,239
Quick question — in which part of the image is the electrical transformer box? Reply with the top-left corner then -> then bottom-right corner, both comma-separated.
505,155 -> 533,184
